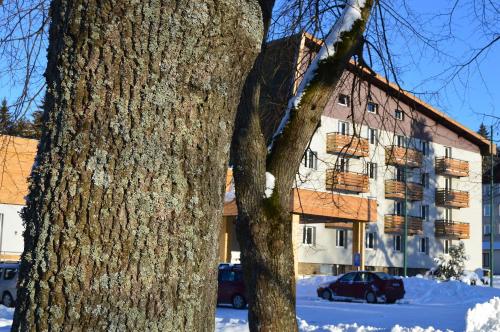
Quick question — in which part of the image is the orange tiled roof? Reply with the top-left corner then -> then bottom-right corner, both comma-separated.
0,135 -> 38,205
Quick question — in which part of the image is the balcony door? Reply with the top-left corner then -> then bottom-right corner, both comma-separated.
338,121 -> 350,135
395,167 -> 406,182
394,201 -> 406,216
445,177 -> 452,191
445,146 -> 452,158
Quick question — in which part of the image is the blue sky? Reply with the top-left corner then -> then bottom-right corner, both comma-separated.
0,1 -> 498,137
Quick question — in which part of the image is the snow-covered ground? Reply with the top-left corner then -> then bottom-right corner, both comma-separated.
0,276 -> 498,331
216,275 -> 500,332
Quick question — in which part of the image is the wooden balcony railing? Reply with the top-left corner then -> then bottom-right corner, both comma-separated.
326,170 -> 369,193
435,157 -> 469,177
435,189 -> 469,208
326,133 -> 369,157
385,146 -> 422,168
435,220 -> 470,239
384,214 -> 423,236
385,180 -> 423,201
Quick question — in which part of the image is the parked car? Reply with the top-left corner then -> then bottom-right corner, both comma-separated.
217,264 -> 247,309
0,262 -> 19,307
317,271 -> 405,304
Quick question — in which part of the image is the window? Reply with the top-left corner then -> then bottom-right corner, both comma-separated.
396,135 -> 407,148
366,162 -> 377,179
419,237 -> 429,254
336,158 -> 349,172
395,109 -> 405,120
365,232 -> 377,249
444,239 -> 451,254
445,208 -> 453,222
484,224 -> 491,235
421,141 -> 429,156
484,204 -> 491,217
339,272 -> 356,282
394,201 -> 406,216
338,121 -> 350,135
4,268 -> 17,280
338,94 -> 350,106
395,167 -> 406,182
421,173 -> 429,188
483,253 -> 490,268
303,149 -> 318,170
367,102 -> 378,114
336,229 -> 347,248
445,177 -> 452,191
445,147 -> 452,158
421,205 -> 429,221
219,269 -> 242,282
303,226 -> 316,245
368,128 -> 377,144
393,235 -> 402,252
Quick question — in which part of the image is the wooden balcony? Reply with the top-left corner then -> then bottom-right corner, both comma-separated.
385,146 -> 422,168
435,157 -> 469,177
326,170 -> 369,193
384,214 -> 423,236
326,133 -> 369,157
435,189 -> 469,208
435,220 -> 470,240
385,180 -> 423,201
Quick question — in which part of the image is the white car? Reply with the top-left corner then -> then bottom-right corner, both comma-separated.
0,262 -> 19,307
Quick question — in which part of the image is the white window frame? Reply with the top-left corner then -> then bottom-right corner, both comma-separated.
367,101 -> 378,114
445,146 -> 452,158
336,229 -> 347,248
304,149 -> 318,170
393,235 -> 402,252
421,141 -> 429,156
338,121 -> 350,135
366,162 -> 377,179
338,94 -> 350,107
336,158 -> 349,172
368,128 -> 377,144
396,135 -> 407,148
444,239 -> 450,254
421,205 -> 429,221
395,109 -> 404,120
365,232 -> 376,250
421,173 -> 429,188
302,226 -> 316,245
484,224 -> 491,235
484,204 -> 491,217
419,237 -> 429,254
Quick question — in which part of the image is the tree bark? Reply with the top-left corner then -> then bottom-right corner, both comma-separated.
12,0 -> 265,330
232,2 -> 374,331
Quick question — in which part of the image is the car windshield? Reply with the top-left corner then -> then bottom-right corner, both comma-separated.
375,272 -> 392,280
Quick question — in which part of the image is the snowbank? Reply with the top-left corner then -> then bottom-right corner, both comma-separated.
296,275 -> 338,299
465,297 -> 500,332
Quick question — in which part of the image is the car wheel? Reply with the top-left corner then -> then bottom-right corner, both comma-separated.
321,289 -> 333,301
365,291 -> 377,304
2,292 -> 13,308
232,294 -> 246,309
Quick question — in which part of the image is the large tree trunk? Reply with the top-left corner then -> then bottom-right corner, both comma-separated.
12,0 -> 266,330
232,1 -> 374,331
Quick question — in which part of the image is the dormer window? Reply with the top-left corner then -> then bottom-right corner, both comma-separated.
338,94 -> 350,107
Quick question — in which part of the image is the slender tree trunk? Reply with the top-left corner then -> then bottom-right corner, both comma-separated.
12,0 -> 266,330
233,1 -> 374,331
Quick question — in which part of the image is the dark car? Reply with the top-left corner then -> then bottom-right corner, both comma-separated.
217,264 -> 247,309
317,271 -> 405,304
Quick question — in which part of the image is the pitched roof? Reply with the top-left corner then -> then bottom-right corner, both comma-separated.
262,32 -> 495,156
0,135 -> 38,205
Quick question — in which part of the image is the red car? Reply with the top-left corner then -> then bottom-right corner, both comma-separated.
317,271 -> 405,304
217,264 -> 247,309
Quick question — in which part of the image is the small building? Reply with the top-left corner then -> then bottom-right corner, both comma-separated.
0,135 -> 37,261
